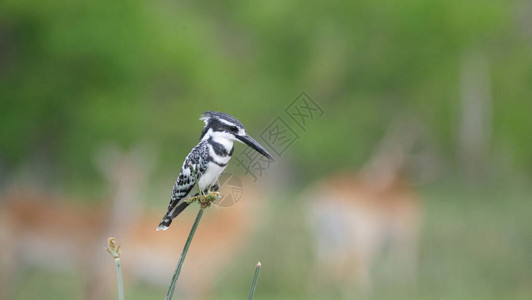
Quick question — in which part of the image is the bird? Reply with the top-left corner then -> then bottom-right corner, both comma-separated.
156,111 -> 274,231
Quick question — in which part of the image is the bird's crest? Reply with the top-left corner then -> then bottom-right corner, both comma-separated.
200,111 -> 244,128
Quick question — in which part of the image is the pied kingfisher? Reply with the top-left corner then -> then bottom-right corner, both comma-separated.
157,111 -> 274,231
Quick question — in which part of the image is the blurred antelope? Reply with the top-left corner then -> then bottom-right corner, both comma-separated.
306,118 -> 441,297
0,144 -> 261,300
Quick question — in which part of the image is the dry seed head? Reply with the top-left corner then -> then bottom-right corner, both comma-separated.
106,237 -> 121,259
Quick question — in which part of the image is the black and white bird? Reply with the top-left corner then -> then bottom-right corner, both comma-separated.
156,111 -> 274,231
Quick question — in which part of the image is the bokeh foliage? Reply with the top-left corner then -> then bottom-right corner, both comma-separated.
1,0 -> 531,186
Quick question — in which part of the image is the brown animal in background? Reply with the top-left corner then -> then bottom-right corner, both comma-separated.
306,118 -> 439,297
0,144 -> 151,300
0,145 -> 262,300
0,190 -> 109,300
307,171 -> 420,296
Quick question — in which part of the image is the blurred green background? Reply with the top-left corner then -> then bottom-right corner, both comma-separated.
1,0 -> 531,299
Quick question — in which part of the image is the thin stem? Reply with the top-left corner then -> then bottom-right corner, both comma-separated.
248,261 -> 262,300
165,208 -> 205,300
165,164 -> 217,299
106,238 -> 124,300
114,258 -> 124,300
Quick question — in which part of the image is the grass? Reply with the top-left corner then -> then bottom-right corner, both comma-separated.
8,183 -> 532,299
165,208 -> 205,300
247,262 -> 262,300
106,238 -> 124,300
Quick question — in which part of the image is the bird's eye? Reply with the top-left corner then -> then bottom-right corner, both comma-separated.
230,126 -> 239,133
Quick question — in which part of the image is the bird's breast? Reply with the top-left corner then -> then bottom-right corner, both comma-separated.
198,162 -> 227,190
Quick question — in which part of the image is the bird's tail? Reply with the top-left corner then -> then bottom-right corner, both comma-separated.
156,202 -> 190,231
156,216 -> 173,231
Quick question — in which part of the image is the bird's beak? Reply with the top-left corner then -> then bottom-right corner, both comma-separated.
236,135 -> 274,159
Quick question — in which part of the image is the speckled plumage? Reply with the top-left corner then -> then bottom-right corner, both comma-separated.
157,139 -> 231,231
157,111 -> 273,231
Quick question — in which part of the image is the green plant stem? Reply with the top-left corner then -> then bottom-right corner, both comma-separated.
114,258 -> 124,300
248,261 -> 262,300
165,208 -> 205,300
106,238 -> 124,300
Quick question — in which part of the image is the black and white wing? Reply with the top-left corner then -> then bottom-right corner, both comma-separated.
156,141 -> 209,231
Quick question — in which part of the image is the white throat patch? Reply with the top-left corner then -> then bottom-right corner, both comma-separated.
202,129 -> 235,152
211,131 -> 234,151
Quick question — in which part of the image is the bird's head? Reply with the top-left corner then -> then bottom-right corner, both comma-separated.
199,111 -> 274,159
